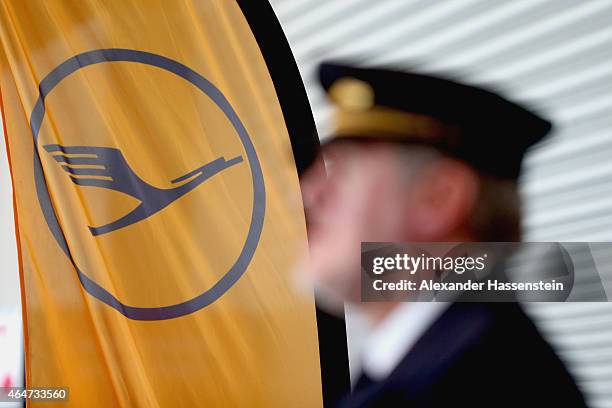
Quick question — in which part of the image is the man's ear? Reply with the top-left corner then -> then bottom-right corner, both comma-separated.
404,157 -> 479,240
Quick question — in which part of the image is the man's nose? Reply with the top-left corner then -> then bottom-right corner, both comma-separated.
301,157 -> 328,208
302,172 -> 330,214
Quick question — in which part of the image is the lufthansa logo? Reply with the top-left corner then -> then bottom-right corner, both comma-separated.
43,144 -> 244,236
30,49 -> 266,320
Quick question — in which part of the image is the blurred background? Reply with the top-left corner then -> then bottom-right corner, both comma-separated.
268,0 -> 612,407
0,102 -> 22,408
1,0 -> 612,407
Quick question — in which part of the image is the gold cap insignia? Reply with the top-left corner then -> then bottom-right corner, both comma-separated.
328,78 -> 375,111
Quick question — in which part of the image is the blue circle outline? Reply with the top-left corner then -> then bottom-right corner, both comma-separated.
30,48 -> 266,320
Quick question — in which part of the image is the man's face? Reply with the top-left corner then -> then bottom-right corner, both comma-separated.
297,142 -> 422,305
296,140 -> 479,308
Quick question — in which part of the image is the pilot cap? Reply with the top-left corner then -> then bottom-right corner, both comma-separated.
319,62 -> 552,179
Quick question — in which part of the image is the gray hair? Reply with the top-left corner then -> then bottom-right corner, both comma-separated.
396,145 -> 521,241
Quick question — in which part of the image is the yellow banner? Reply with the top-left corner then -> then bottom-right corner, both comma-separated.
0,1 -> 321,406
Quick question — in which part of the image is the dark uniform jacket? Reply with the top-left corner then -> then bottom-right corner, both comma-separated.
339,302 -> 587,407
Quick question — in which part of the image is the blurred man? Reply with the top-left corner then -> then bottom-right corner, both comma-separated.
297,63 -> 586,407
